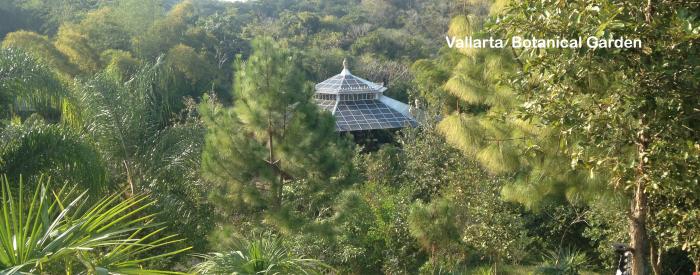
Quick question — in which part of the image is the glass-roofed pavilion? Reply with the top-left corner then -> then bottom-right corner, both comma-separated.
314,59 -> 417,132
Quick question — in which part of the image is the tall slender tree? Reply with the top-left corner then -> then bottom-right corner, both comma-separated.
200,37 -> 354,225
417,1 -> 605,209
74,61 -> 211,249
492,1 -> 700,273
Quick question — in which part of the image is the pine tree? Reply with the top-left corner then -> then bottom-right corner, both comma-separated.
416,2 -> 606,209
407,198 -> 460,265
200,37 -> 354,224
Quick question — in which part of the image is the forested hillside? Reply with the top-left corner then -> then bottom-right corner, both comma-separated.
1,0 -> 698,274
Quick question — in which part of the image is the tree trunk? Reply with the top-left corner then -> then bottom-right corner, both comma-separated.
278,160 -> 283,209
649,240 -> 661,275
635,4 -> 655,275
493,255 -> 498,275
629,179 -> 648,275
629,131 -> 650,275
633,6 -> 655,275
267,116 -> 281,210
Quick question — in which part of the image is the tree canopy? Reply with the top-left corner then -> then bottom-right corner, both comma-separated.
0,0 -> 698,273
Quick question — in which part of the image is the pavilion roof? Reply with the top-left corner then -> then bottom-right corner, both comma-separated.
314,59 -> 387,94
314,59 -> 416,132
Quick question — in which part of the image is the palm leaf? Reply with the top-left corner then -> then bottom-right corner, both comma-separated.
0,120 -> 109,194
0,48 -> 67,121
192,234 -> 333,275
0,176 -> 189,273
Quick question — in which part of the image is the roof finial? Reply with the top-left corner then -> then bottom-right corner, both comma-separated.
340,58 -> 350,75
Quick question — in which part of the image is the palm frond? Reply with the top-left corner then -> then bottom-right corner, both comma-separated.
0,119 -> 109,194
192,234 -> 333,275
0,48 -> 67,120
0,176 -> 189,273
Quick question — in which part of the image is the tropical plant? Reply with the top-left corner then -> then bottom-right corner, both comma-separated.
191,234 -> 332,275
0,48 -> 67,121
0,116 -> 108,194
73,61 -> 212,250
0,175 -> 190,274
535,248 -> 590,275
1,31 -> 79,77
54,24 -> 102,75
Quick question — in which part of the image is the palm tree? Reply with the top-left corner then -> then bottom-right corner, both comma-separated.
73,60 -> 211,249
0,117 -> 109,194
0,176 -> 190,274
0,48 -> 68,122
2,47 -> 210,251
191,234 -> 332,275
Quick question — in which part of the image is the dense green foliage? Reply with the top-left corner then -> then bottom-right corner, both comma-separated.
0,117 -> 107,192
1,0 -> 698,274
491,1 -> 700,273
199,37 -> 354,234
0,177 -> 189,274
412,0 -> 699,273
0,48 -> 66,120
192,234 -> 332,275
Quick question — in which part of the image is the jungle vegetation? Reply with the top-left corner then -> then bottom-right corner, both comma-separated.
0,0 -> 698,274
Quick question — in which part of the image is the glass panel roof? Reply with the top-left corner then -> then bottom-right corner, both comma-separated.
315,99 -> 417,131
314,69 -> 385,94
314,60 -> 417,131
